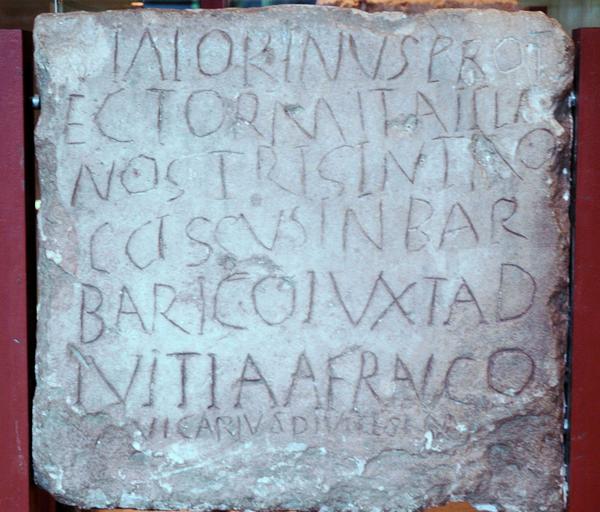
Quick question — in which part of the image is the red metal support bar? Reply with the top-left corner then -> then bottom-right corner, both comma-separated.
0,29 -> 34,512
570,27 -> 600,512
201,0 -> 227,8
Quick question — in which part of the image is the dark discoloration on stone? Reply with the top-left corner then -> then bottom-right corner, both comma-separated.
317,0 -> 517,13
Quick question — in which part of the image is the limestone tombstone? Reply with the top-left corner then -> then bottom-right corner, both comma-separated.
33,6 -> 572,511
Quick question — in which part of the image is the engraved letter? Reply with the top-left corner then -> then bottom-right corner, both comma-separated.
496,263 -> 536,321
80,284 -> 105,344
235,355 -> 278,408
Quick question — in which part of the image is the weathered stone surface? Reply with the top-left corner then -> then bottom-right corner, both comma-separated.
33,6 -> 572,511
317,0 -> 517,12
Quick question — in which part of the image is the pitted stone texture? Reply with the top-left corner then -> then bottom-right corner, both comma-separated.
33,6 -> 572,511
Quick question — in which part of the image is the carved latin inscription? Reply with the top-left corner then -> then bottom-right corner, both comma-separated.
33,7 -> 572,512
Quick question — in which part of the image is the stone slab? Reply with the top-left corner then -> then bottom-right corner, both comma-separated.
33,6 -> 572,511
